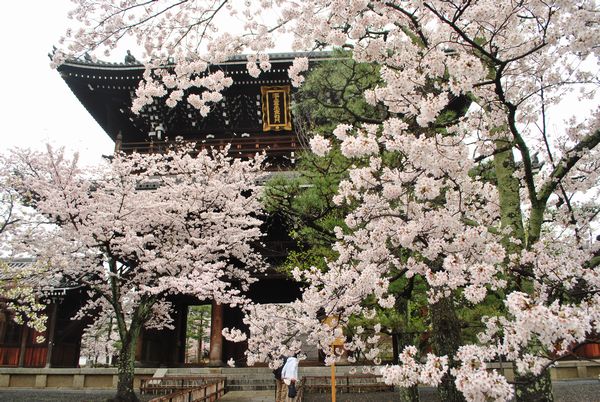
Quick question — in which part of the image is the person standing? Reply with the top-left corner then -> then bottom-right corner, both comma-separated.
281,354 -> 299,402
273,355 -> 287,402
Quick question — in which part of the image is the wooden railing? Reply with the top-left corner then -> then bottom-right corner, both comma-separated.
145,378 -> 225,402
296,378 -> 305,401
140,376 -> 224,395
301,374 -> 393,394
120,135 -> 303,158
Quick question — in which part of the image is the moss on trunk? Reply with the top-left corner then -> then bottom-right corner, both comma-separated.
430,297 -> 465,402
110,322 -> 142,402
515,370 -> 554,402
493,140 -> 525,250
398,385 -> 420,402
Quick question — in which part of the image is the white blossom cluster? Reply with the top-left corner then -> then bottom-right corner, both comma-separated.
80,309 -> 120,366
309,134 -> 331,157
287,57 -> 309,87
379,346 -> 448,388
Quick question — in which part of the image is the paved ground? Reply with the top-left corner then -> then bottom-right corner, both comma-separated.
0,380 -> 598,401
0,389 -> 155,402
302,380 -> 600,402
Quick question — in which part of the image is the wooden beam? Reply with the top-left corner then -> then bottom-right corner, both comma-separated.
17,326 -> 28,367
45,303 -> 58,368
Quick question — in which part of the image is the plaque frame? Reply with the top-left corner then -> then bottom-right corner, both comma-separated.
261,85 -> 292,131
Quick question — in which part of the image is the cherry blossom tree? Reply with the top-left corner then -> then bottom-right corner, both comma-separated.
0,157 -> 51,336
56,1 -> 600,401
5,145 -> 265,402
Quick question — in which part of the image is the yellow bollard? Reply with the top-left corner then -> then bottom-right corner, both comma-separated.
331,354 -> 336,402
323,316 -> 344,402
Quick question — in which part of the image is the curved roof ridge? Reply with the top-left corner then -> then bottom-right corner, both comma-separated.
58,50 -> 337,69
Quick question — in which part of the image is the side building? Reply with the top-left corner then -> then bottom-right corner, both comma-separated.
0,259 -> 87,368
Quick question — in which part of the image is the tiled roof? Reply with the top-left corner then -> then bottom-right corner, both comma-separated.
0,258 -> 83,293
57,51 -> 336,69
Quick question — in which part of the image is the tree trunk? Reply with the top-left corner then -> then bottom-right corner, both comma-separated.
395,332 -> 420,402
111,327 -> 141,402
515,370 -> 554,402
527,204 -> 545,247
493,140 -> 525,251
197,316 -> 204,364
430,297 -> 465,402
107,316 -> 114,365
398,385 -> 420,402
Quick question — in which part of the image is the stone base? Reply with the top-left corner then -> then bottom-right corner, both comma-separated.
0,360 -> 598,390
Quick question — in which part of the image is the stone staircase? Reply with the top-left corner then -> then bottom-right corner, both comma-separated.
165,367 -> 276,392
223,369 -> 277,392
163,365 -> 372,392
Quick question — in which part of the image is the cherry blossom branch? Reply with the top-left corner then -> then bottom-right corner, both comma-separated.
537,129 -> 600,205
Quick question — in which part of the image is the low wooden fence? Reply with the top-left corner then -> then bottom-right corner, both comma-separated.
302,374 -> 393,394
141,376 -> 224,396
146,378 -> 225,402
296,378 -> 305,401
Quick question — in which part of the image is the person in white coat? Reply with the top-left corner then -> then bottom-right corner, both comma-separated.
281,355 -> 299,402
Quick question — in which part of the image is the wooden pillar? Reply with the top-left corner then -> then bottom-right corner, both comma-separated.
170,304 -> 188,364
208,301 -> 224,367
106,102 -> 121,152
45,303 -> 58,368
18,326 -> 29,367
177,305 -> 188,364
114,130 -> 123,153
135,327 -> 144,363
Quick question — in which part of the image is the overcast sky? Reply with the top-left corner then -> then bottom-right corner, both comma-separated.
0,1 -> 114,165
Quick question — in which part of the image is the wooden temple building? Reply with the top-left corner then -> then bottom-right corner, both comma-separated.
0,52 -> 331,368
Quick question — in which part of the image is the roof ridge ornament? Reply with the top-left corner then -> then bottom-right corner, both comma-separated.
124,50 -> 138,64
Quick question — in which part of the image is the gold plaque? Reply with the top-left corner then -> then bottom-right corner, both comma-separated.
261,85 -> 292,131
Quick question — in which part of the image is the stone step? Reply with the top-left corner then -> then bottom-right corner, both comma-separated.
159,366 -> 383,391
227,381 -> 276,387
219,390 -> 274,402
165,365 -> 374,375
226,384 -> 275,391
227,377 -> 275,384
226,376 -> 277,391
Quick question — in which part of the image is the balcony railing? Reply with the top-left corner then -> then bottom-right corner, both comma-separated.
119,135 -> 303,159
